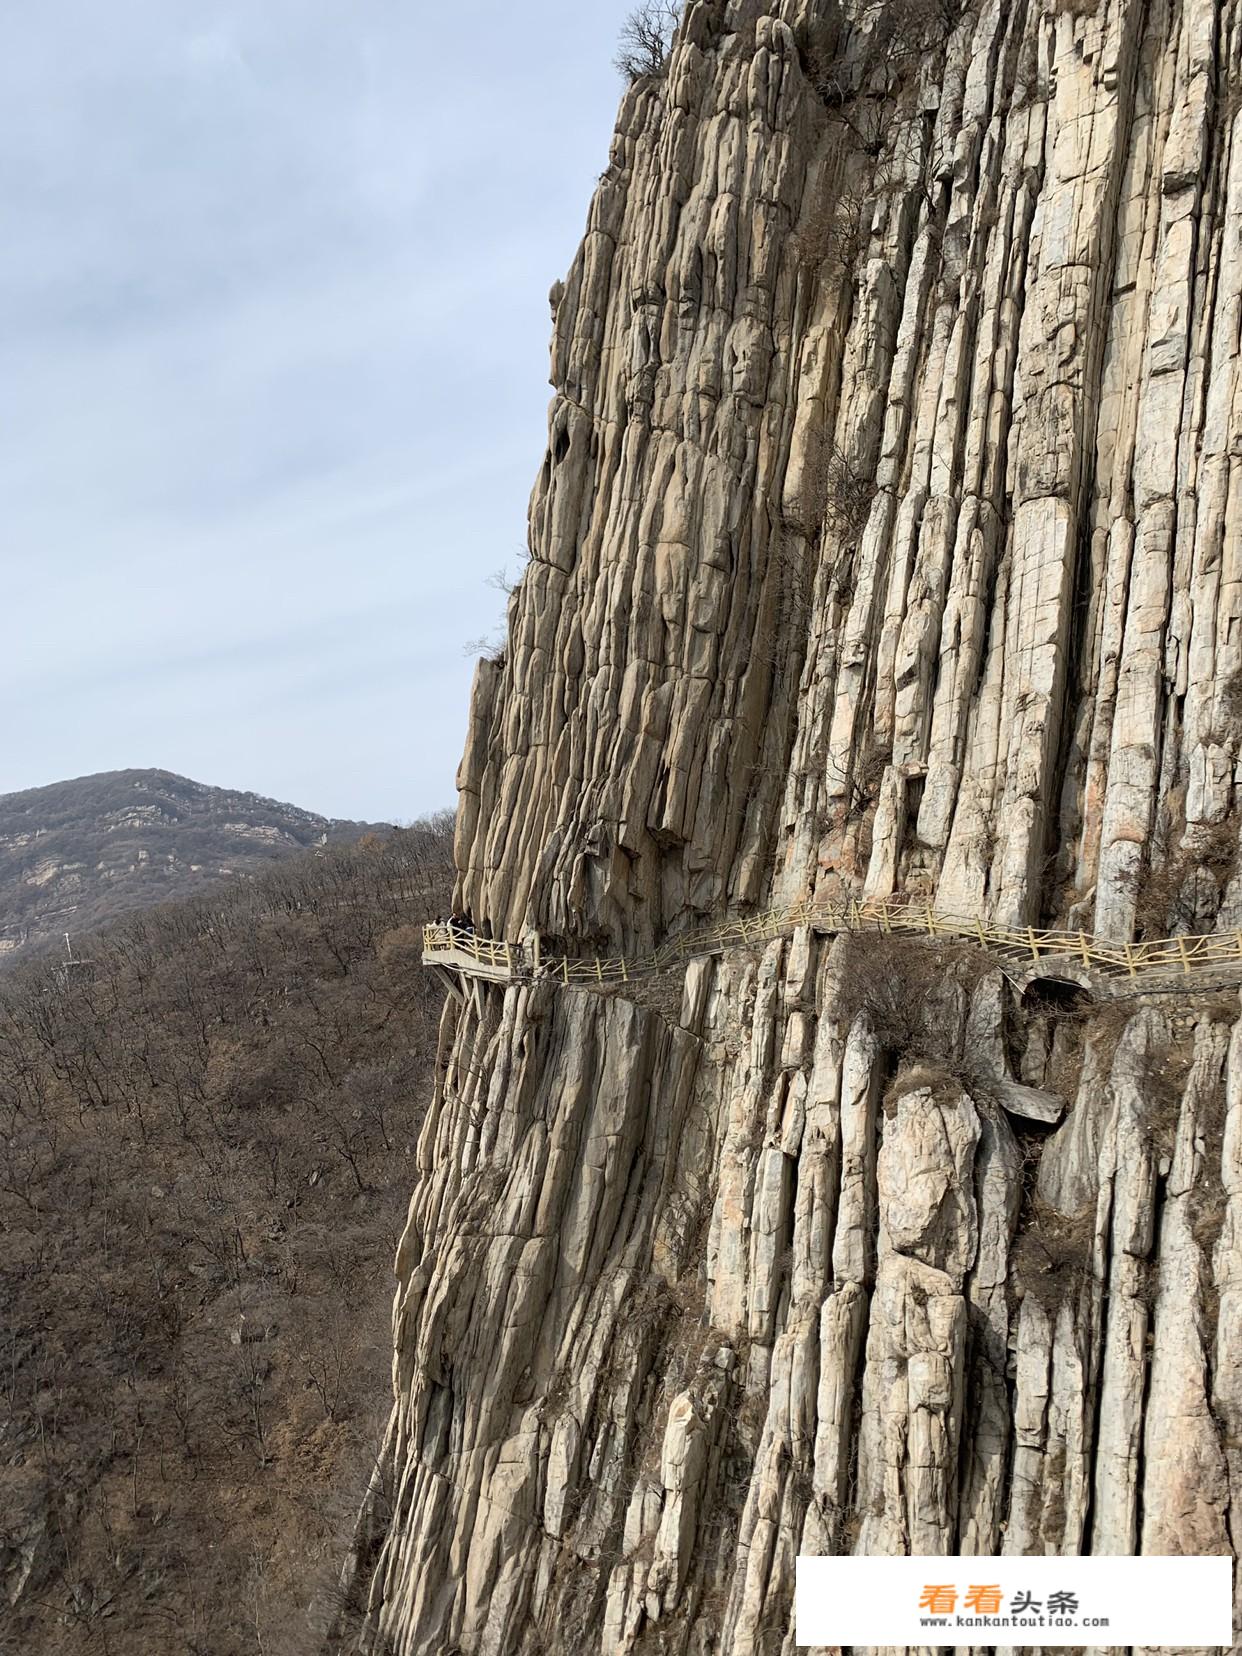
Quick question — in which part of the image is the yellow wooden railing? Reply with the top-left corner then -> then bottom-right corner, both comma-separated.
422,899 -> 1242,988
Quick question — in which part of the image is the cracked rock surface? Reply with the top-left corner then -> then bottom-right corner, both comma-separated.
347,0 -> 1242,1649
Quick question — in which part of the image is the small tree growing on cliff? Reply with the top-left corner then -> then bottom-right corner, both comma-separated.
806,0 -> 964,109
615,0 -> 680,82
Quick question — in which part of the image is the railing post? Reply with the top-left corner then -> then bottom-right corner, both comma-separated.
1124,941 -> 1136,979
532,933 -> 541,973
1078,930 -> 1090,967
1027,927 -> 1039,961
1177,935 -> 1190,976
505,941 -> 513,976
562,957 -> 569,986
596,957 -> 603,983
925,904 -> 936,937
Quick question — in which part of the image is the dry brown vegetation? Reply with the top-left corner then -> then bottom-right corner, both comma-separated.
0,817 -> 454,1656
791,182 -> 870,280
800,438 -> 877,545
614,0 -> 680,83
804,0 -> 964,110
1133,814 -> 1237,939
1011,1195 -> 1095,1310
601,962 -> 687,1024
835,930 -> 989,1066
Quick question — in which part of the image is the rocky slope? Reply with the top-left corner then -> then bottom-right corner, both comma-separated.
0,768 -> 384,958
345,0 -> 1242,1650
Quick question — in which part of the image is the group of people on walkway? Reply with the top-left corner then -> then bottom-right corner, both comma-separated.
442,910 -> 492,945
433,913 -> 557,978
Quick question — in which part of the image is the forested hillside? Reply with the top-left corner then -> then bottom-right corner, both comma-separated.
0,815 -> 453,1655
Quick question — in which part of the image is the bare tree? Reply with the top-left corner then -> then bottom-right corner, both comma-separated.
614,0 -> 680,83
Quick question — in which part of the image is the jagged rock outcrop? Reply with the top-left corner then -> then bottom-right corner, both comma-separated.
347,0 -> 1242,1649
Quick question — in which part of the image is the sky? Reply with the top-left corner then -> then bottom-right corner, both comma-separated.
0,0 -> 638,823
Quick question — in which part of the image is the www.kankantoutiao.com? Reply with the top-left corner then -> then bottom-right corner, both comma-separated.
921,1615 -> 1112,1630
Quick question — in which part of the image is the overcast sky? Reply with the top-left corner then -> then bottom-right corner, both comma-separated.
1,0 -> 637,822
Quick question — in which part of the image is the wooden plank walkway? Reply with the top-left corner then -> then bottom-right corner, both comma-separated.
422,900 -> 1242,995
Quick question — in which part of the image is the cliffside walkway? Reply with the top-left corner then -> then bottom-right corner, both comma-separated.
422,899 -> 1242,995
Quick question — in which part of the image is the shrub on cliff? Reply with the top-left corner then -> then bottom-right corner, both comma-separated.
806,0 -> 964,108
835,929 -> 986,1067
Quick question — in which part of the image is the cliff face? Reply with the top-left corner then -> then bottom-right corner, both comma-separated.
350,0 -> 1242,1649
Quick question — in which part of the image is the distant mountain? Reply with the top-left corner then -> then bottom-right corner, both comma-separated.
0,768 -> 388,959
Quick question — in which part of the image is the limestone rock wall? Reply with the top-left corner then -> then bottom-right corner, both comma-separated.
349,0 -> 1242,1649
